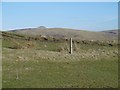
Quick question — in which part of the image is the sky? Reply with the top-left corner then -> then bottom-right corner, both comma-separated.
2,2 -> 118,31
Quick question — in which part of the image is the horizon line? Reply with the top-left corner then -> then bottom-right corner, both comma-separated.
1,26 -> 118,32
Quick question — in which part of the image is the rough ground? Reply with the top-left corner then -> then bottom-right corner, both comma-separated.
2,47 -> 118,88
2,31 -> 118,88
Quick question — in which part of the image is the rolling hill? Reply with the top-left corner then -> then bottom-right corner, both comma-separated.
8,27 -> 118,41
2,28 -> 118,88
2,27 -> 118,88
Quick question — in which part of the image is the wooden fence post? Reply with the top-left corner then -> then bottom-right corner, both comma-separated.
70,38 -> 73,54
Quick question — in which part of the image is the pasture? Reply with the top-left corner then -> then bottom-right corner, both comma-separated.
2,31 -> 118,88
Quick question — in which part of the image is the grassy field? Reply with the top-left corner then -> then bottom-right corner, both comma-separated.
0,37 -> 2,89
2,32 -> 118,88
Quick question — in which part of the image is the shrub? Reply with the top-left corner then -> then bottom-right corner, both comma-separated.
57,47 -> 64,52
12,41 -> 35,49
12,43 -> 23,49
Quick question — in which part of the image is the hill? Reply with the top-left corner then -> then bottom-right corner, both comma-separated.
9,27 -> 118,41
2,30 -> 118,88
2,29 -> 118,88
101,29 -> 118,35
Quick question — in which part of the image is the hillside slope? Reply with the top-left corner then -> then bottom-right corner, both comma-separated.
2,31 -> 118,88
9,27 -> 118,41
2,29 -> 118,88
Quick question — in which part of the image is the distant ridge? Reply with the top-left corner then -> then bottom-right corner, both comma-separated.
8,27 -> 118,41
101,29 -> 118,35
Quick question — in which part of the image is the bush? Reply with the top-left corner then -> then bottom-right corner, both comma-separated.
12,43 -> 23,49
57,47 -> 64,52
12,41 -> 35,49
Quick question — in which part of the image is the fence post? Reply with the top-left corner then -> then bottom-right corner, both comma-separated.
70,38 -> 73,54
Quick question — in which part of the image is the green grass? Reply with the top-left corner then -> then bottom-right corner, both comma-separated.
2,48 -> 118,88
0,38 -> 2,89
2,31 -> 118,88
